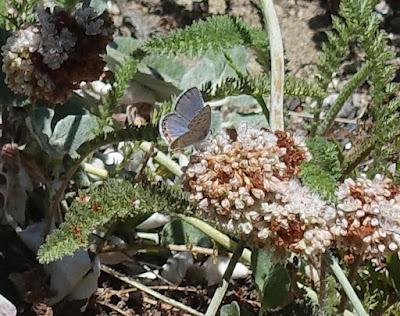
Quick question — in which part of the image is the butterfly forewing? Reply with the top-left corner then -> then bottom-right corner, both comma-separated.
174,87 -> 205,122
160,113 -> 189,144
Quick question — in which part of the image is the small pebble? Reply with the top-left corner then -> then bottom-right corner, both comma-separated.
344,142 -> 352,150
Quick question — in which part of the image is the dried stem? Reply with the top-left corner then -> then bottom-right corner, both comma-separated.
101,264 -> 204,316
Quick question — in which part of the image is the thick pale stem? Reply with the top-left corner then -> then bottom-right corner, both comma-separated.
325,252 -> 368,316
205,240 -> 246,316
261,0 -> 284,131
140,141 -> 183,177
178,215 -> 252,264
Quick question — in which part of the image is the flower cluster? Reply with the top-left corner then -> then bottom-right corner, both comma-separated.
184,126 -> 400,262
1,6 -> 114,104
184,125 -> 335,257
332,174 -> 400,263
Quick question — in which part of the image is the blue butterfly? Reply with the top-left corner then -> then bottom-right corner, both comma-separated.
160,87 -> 211,149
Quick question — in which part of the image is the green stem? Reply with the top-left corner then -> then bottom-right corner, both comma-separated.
140,141 -> 183,177
261,0 -> 284,131
177,215 -> 252,265
319,255 -> 327,314
325,252 -> 368,316
317,63 -> 371,136
205,240 -> 246,316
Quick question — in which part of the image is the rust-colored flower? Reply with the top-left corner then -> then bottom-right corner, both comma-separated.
184,125 -> 334,258
332,174 -> 400,263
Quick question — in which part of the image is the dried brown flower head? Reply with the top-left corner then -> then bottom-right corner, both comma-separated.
2,6 -> 114,104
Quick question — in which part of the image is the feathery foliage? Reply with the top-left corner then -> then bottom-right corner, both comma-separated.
300,137 -> 341,202
311,0 -> 385,135
38,179 -> 196,263
101,58 -> 138,119
143,16 -> 268,58
202,74 -> 327,101
37,179 -> 138,263
0,0 -> 38,30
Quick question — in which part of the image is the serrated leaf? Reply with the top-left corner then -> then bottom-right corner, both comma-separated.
220,301 -> 240,316
251,249 -> 290,311
161,218 -> 212,248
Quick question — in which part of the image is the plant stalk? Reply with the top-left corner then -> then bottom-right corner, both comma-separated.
317,63 -> 371,136
178,215 -> 252,265
325,252 -> 368,316
205,240 -> 246,316
140,141 -> 182,177
261,0 -> 284,131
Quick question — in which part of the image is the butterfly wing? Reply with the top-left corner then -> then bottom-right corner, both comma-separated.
159,113 -> 189,144
171,106 -> 212,149
174,87 -> 205,122
188,105 -> 211,132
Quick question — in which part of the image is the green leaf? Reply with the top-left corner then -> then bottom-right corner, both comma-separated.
113,37 -> 142,55
387,253 -> 400,293
251,249 -> 290,311
224,112 -> 269,130
26,106 -> 98,156
299,136 -> 341,202
26,107 -> 57,155
90,0 -> 107,14
141,54 -> 187,86
106,37 -> 142,70
299,163 -> 338,203
220,301 -> 240,316
180,46 -> 246,90
161,218 -> 212,248
49,114 -> 98,155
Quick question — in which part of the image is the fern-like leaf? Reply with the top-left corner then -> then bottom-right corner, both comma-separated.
300,136 -> 341,202
202,75 -> 327,100
143,16 -> 268,58
37,179 -> 196,263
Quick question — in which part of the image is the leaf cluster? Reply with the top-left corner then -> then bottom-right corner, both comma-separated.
37,179 -> 196,263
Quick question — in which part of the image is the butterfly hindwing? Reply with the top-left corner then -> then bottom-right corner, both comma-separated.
188,105 -> 211,132
174,87 -> 205,122
170,129 -> 207,149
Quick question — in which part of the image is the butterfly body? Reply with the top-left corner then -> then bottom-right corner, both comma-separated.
160,87 -> 211,149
